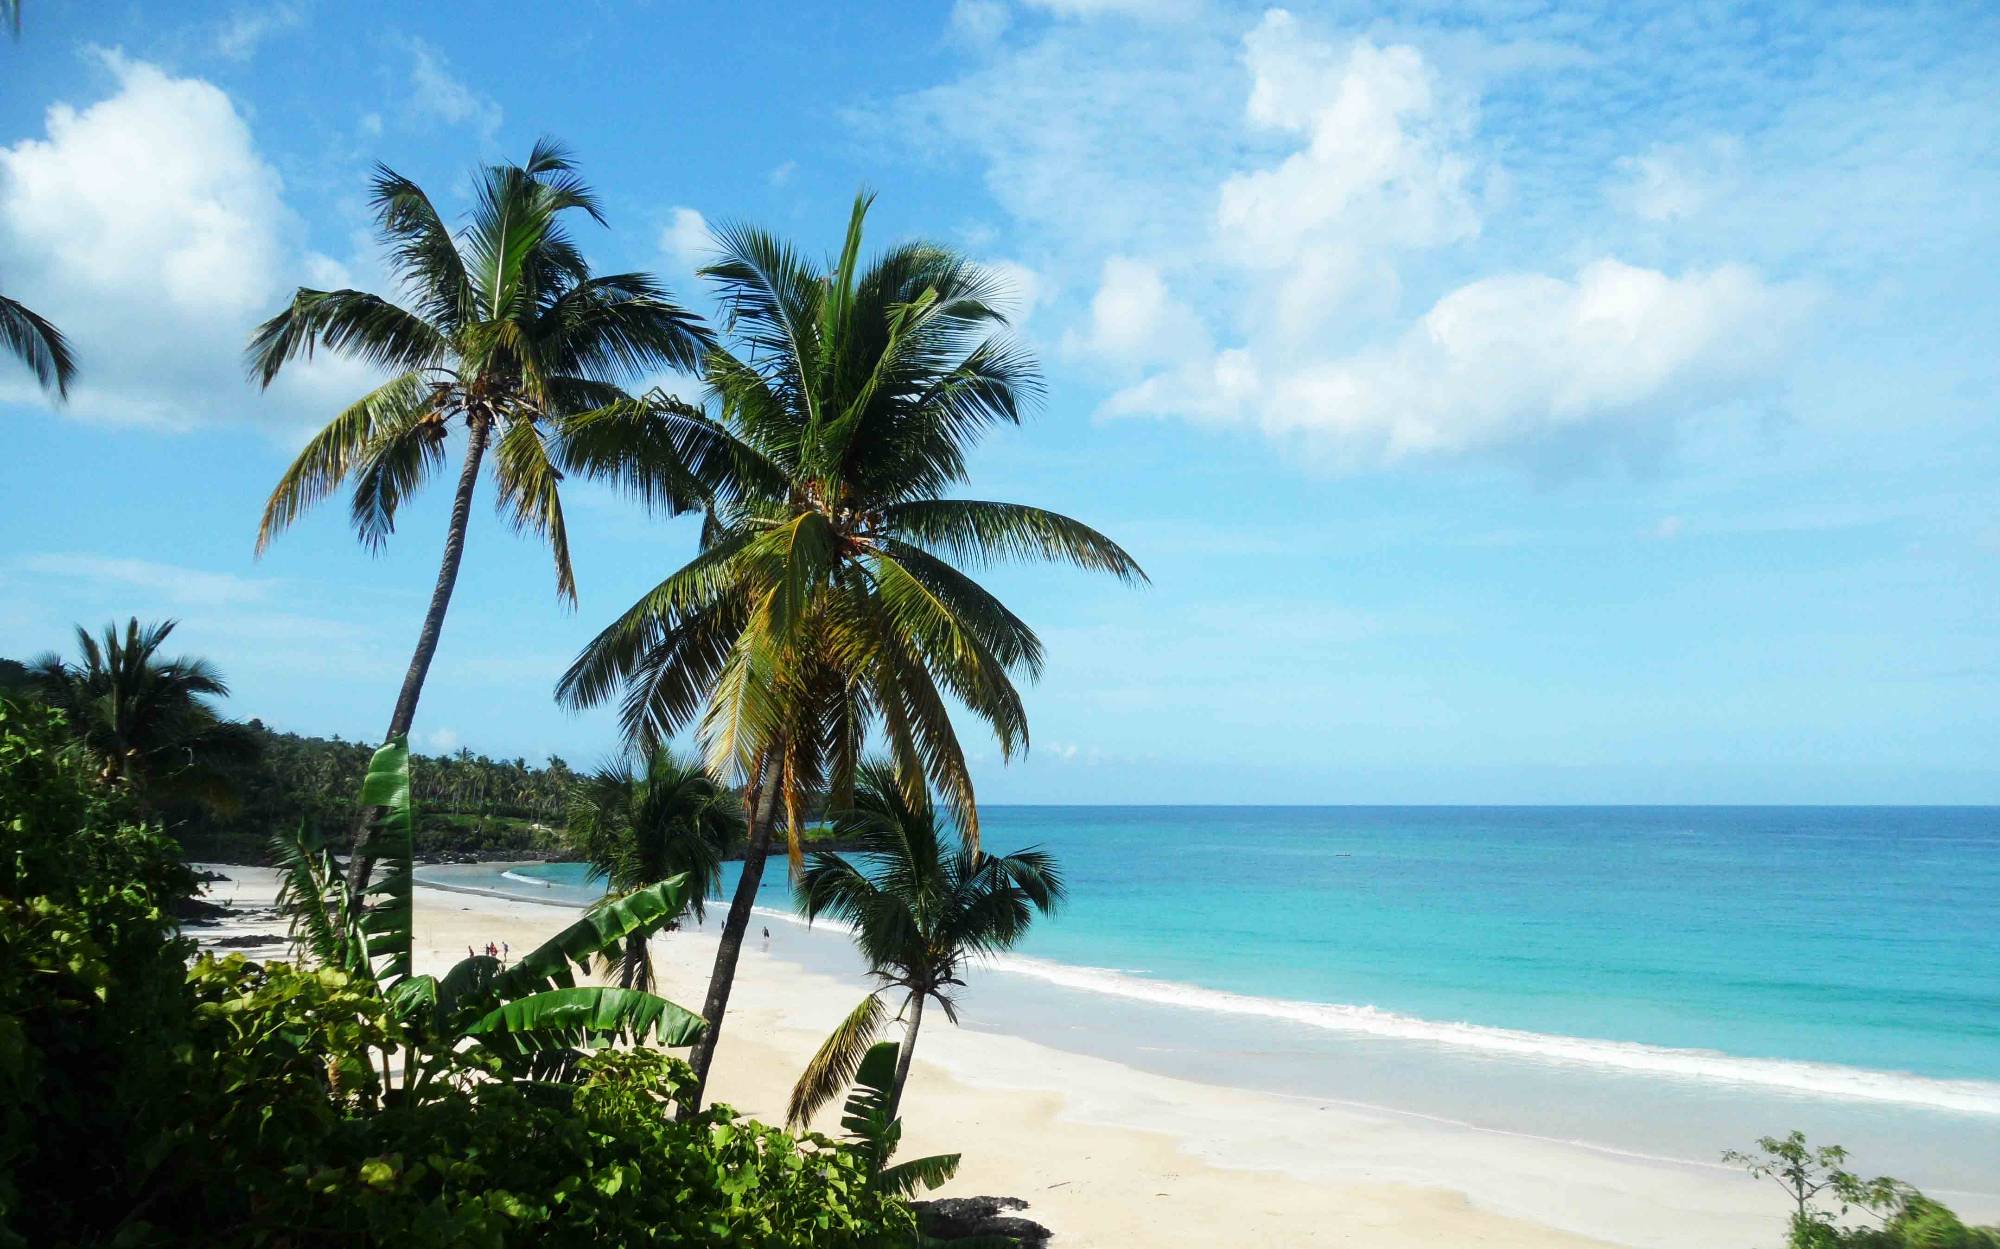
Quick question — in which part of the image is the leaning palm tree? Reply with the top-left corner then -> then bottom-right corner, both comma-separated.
557,192 -> 1144,1106
28,618 -> 254,813
788,761 -> 1063,1126
564,748 -> 745,991
2,294 -> 76,398
248,139 -> 713,890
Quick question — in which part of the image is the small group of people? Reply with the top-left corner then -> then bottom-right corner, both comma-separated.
468,941 -> 508,966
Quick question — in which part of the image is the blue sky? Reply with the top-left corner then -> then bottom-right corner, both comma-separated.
2,0 -> 1995,803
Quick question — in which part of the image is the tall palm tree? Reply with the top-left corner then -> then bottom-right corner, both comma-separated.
787,761 -> 1063,1126
564,748 -> 745,991
557,191 -> 1144,1107
28,618 -> 254,813
248,140 -> 713,890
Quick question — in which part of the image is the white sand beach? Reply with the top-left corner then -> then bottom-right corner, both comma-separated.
189,864 -> 1812,1249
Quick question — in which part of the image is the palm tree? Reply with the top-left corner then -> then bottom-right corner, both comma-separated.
247,139 -> 713,890
28,618 -> 254,813
557,192 -> 1143,1106
564,748 -> 745,991
787,761 -> 1063,1126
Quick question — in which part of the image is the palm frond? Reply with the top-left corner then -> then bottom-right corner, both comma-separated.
257,372 -> 431,554
0,292 -> 77,397
787,991 -> 889,1128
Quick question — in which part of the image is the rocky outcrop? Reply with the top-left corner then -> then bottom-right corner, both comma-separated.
914,1196 -> 1052,1245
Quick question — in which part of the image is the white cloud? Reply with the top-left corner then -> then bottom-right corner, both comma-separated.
660,206 -> 712,269
212,2 -> 304,61
1219,15 -> 1481,336
1111,259 -> 1811,464
767,159 -> 797,187
407,39 -> 501,138
1651,516 -> 1685,540
1608,138 -> 1742,224
1025,0 -> 1200,18
893,9 -> 1816,471
1063,256 -> 1207,365
17,553 -> 272,606
422,727 -> 462,753
0,52 -> 374,429
978,257 -> 1046,327
950,0 -> 1012,45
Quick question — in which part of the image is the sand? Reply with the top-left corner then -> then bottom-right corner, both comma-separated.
190,866 -> 1792,1249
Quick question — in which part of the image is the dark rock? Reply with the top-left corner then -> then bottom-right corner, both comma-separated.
207,933 -> 287,948
193,869 -> 230,883
172,895 -> 230,924
914,1196 -> 1051,1246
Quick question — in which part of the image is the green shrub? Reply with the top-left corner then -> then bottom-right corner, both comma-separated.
0,700 -> 925,1248
0,699 -> 195,1247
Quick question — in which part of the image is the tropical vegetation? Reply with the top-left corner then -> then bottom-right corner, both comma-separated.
0,699 -> 950,1247
558,192 -> 1142,1106
247,140 -> 714,891
24,618 -> 255,816
564,748 -> 745,990
788,762 -> 1063,1127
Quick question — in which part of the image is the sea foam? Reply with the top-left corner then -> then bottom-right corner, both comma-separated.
971,950 -> 2000,1117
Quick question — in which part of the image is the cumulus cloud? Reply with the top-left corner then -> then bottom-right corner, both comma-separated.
1110,259 -> 1812,463
1063,256 -> 1207,365
1220,15 -> 1481,334
0,52 -> 374,429
660,206 -> 712,269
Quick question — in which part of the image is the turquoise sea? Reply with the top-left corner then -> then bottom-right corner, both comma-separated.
420,806 -> 2000,1198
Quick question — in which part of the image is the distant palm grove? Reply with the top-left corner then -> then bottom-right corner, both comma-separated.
3,128 -> 1139,1247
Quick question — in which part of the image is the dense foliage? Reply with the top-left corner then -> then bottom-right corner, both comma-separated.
176,719 -> 577,861
0,701 -> 936,1247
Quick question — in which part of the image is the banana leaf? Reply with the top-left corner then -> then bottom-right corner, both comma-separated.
354,735 -> 414,982
464,985 -> 705,1068
489,874 -> 691,1001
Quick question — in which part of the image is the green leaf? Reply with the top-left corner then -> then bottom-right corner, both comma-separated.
489,875 -> 691,1001
464,985 -> 704,1068
355,735 -> 414,983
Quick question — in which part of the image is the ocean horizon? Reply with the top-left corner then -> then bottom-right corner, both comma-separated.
420,804 -> 2000,1200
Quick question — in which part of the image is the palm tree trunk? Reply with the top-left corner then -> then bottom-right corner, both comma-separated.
345,414 -> 492,895
683,749 -> 776,1110
889,992 -> 925,1121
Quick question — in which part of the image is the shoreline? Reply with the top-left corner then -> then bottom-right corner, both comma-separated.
189,866 -> 1994,1249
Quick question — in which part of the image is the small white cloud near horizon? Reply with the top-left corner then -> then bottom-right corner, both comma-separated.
422,727 -> 462,753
